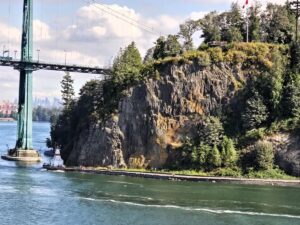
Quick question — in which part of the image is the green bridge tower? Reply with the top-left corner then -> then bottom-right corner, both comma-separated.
1,0 -> 111,162
17,0 -> 34,150
2,0 -> 40,161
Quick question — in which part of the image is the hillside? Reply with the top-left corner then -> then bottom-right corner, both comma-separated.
50,42 -> 300,177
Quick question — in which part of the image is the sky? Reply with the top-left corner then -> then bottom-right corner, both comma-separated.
0,0 -> 286,101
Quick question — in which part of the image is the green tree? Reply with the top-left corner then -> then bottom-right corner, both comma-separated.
199,11 -> 222,43
248,3 -> 261,42
256,49 -> 285,119
223,26 -> 243,42
254,141 -> 274,170
241,91 -> 269,130
198,116 -> 224,146
61,72 -> 75,108
198,143 -> 211,168
207,145 -> 222,169
144,47 -> 155,63
221,136 -> 237,167
281,72 -> 300,118
260,3 -> 295,44
179,19 -> 200,51
221,2 -> 243,42
290,41 -> 300,72
153,35 -> 182,59
112,42 -> 143,84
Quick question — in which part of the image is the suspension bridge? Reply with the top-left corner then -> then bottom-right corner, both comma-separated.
1,0 -> 114,162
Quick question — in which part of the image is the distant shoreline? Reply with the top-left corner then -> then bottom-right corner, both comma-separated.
0,118 -> 16,122
46,166 -> 300,187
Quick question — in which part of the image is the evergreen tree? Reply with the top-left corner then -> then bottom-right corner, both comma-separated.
256,48 -> 285,119
112,42 -> 143,84
221,136 -> 237,167
248,3 -> 261,42
198,143 -> 211,168
207,145 -> 222,169
241,91 -> 269,130
61,72 -> 75,108
153,36 -> 166,59
290,41 -> 300,72
221,2 -> 243,42
198,116 -> 224,146
144,47 -> 155,63
281,72 -> 300,118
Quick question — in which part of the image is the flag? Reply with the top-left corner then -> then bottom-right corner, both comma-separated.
243,0 -> 249,9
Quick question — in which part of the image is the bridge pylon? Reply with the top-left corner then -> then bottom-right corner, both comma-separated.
2,0 -> 40,162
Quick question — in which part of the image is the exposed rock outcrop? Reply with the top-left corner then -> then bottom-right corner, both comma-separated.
267,133 -> 300,177
64,62 -> 300,176
66,63 -> 240,168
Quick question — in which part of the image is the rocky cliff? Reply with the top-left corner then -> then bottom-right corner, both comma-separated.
66,62 -> 240,168
64,61 -> 300,176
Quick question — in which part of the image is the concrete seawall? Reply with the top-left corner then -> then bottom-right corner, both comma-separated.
47,167 -> 300,187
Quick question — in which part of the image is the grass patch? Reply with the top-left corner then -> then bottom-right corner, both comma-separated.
245,168 -> 296,180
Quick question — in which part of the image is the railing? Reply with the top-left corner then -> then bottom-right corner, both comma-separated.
0,58 -> 112,76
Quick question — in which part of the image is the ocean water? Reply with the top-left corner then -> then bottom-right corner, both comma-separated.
0,121 -> 299,225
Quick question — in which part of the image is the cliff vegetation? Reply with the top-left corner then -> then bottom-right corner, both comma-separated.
49,2 -> 300,178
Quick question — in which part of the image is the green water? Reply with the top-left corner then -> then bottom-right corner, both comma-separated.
0,122 -> 299,225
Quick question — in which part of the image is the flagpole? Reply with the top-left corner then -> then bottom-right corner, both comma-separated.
246,12 -> 249,43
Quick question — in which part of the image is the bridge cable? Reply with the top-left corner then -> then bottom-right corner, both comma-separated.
82,0 -> 160,35
91,0 -> 156,32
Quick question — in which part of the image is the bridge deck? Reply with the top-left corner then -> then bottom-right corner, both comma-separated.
0,59 -> 112,75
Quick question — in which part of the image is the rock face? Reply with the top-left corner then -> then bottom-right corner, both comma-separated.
65,62 -> 300,174
267,133 -> 300,177
66,63 -> 240,168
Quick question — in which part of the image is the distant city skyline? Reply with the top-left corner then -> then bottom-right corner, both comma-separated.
0,0 -> 286,100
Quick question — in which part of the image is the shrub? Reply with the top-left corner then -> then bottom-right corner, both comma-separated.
183,50 -> 211,66
244,128 -> 266,143
254,141 -> 274,170
225,50 -> 247,64
211,167 -> 243,177
208,47 -> 224,63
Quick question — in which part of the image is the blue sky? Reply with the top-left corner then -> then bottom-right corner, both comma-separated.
0,0 -> 284,101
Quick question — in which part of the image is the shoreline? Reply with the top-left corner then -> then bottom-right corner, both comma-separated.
47,166 -> 300,187
0,118 -> 16,122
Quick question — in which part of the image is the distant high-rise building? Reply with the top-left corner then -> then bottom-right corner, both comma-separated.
0,101 -> 17,116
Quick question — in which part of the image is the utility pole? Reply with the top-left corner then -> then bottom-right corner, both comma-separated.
64,50 -> 67,65
290,0 -> 300,41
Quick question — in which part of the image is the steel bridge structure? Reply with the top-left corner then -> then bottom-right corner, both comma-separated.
0,0 -> 111,158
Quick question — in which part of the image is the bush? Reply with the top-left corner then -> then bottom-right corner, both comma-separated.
243,128 -> 266,143
208,47 -> 224,63
211,167 -> 243,177
183,50 -> 211,66
254,141 -> 274,170
246,168 -> 294,179
225,50 -> 247,64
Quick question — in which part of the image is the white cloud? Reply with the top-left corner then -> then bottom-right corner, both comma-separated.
0,3 -> 192,101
